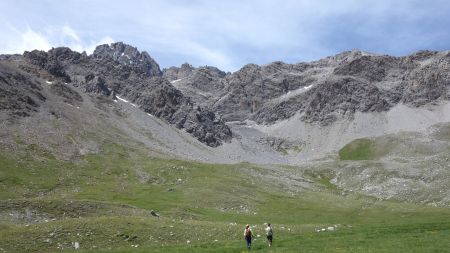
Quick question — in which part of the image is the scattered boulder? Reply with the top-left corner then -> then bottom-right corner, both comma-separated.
150,210 -> 160,217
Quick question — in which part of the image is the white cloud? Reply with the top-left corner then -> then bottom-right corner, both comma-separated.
83,37 -> 115,54
0,25 -> 114,55
1,0 -> 449,71
1,26 -> 52,54
62,25 -> 81,43
174,41 -> 234,71
21,29 -> 53,52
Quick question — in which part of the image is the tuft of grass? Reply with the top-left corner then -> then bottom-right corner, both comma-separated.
278,145 -> 303,156
339,138 -> 376,160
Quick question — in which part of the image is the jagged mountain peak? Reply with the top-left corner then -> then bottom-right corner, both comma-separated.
334,49 -> 379,59
92,42 -> 162,77
1,43 -> 232,147
162,62 -> 195,81
180,62 -> 194,70
164,47 -> 449,125
93,42 -> 141,59
238,63 -> 261,72
162,63 -> 227,82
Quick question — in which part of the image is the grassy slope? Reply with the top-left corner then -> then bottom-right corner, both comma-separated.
1,142 -> 450,252
339,138 -> 377,160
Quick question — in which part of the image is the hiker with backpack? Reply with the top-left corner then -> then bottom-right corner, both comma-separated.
244,224 -> 253,250
265,223 -> 273,247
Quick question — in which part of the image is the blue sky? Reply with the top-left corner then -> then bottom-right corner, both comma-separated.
1,0 -> 450,71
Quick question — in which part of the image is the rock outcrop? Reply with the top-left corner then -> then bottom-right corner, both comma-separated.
3,42 -> 232,147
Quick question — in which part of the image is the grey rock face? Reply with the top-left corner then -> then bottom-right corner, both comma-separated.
49,81 -> 83,105
16,43 -> 232,147
0,54 -> 23,61
24,49 -> 72,82
174,49 -> 450,125
182,66 -> 227,92
252,76 -> 397,125
333,55 -> 399,82
0,63 -> 46,117
399,52 -> 450,106
301,77 -> 398,124
83,74 -> 111,96
163,64 -> 229,109
123,76 -> 231,147
177,61 -> 310,122
92,42 -> 162,77
163,63 -> 195,81
212,62 -> 309,121
3,43 -> 450,146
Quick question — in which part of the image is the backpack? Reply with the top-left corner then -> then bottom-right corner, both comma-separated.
245,228 -> 251,238
267,227 -> 273,236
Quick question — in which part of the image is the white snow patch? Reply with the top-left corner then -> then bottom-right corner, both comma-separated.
214,92 -> 232,105
303,84 -> 313,90
116,96 -> 129,103
121,52 -> 124,56
418,58 -> 435,67
272,84 -> 314,103
244,120 -> 258,128
116,95 -> 137,107
170,79 -> 183,84
360,51 -> 378,56
146,113 -> 154,117
45,81 -> 53,84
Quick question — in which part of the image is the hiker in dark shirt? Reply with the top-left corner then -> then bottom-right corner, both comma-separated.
244,224 -> 253,250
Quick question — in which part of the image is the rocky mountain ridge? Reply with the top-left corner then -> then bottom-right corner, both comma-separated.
166,50 -> 450,125
1,43 -> 450,148
1,42 -> 231,147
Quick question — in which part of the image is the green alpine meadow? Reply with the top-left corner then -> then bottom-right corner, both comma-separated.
2,2 -> 450,251
1,140 -> 449,252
